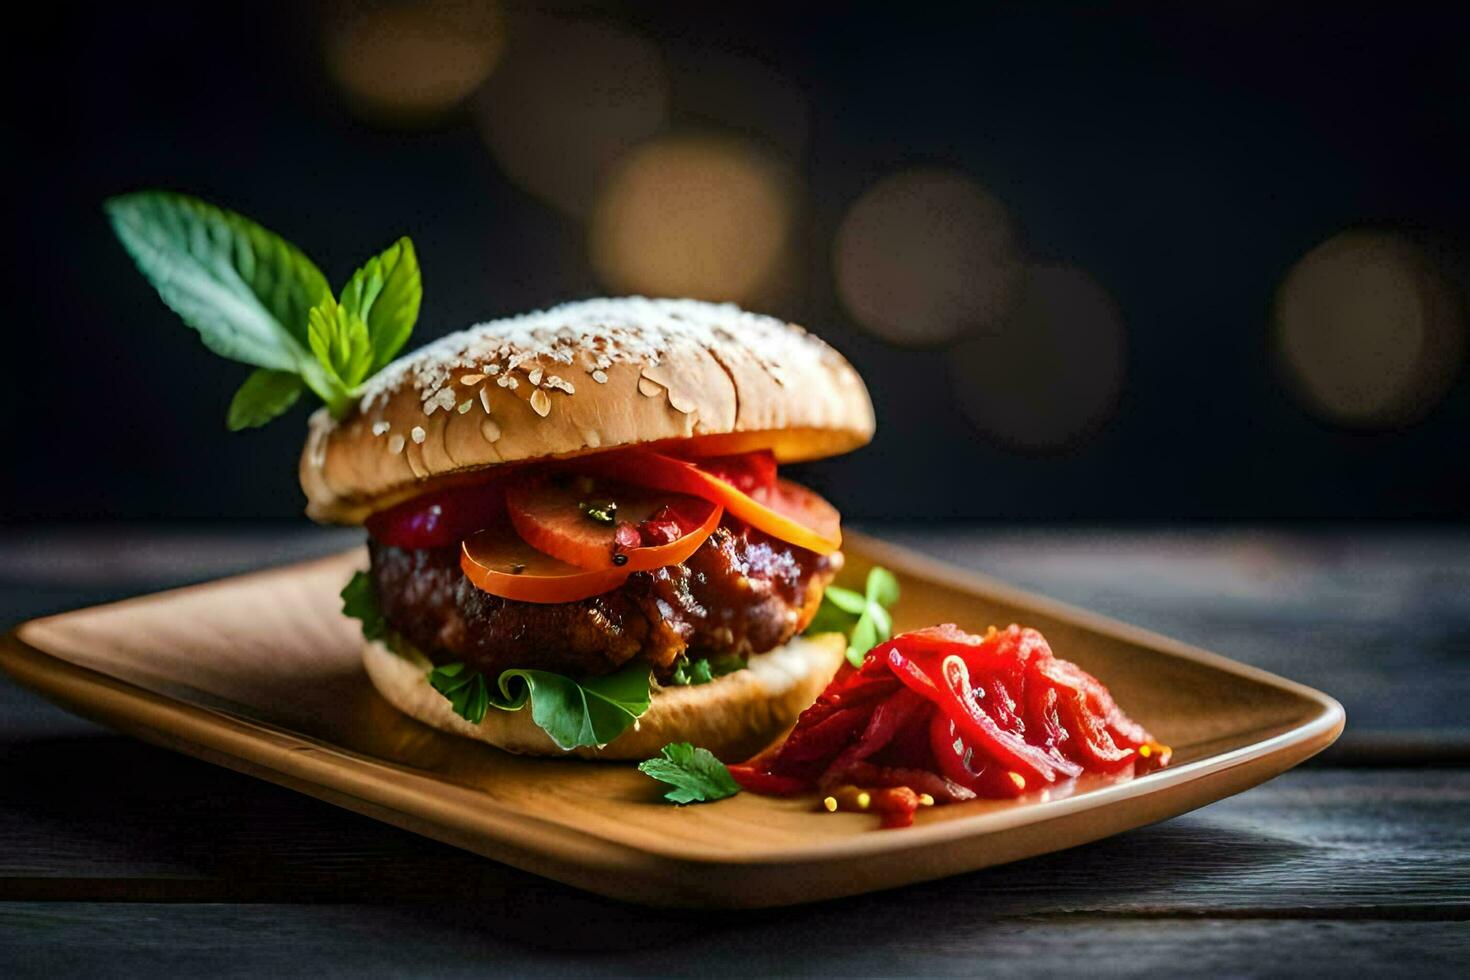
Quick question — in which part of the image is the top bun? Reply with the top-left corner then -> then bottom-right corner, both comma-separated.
300,298 -> 875,523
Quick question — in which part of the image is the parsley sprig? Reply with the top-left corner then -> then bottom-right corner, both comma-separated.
105,191 -> 420,428
805,566 -> 901,668
638,743 -> 742,804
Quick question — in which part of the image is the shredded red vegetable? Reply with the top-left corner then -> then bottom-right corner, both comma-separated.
728,624 -> 1172,828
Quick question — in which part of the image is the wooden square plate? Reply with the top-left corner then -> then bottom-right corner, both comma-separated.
0,532 -> 1343,908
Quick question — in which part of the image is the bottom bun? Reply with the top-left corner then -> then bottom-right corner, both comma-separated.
362,632 -> 847,761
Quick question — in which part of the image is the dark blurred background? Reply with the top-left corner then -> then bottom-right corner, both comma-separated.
6,1 -> 1469,525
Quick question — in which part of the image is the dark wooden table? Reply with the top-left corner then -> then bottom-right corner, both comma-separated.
2,526 -> 1466,976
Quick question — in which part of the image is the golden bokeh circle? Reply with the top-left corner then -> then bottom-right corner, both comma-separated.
1274,229 -> 1465,428
588,134 -> 796,304
834,168 -> 1023,348
325,0 -> 506,127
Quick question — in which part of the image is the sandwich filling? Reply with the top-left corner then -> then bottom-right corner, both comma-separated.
359,448 -> 844,681
369,524 -> 839,680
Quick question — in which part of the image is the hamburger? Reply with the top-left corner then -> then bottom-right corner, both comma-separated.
304,297 -> 874,758
103,192 -> 873,760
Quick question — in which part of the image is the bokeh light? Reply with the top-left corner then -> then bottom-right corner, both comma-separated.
324,0 -> 505,127
476,14 -> 669,216
834,168 -> 1023,348
948,265 -> 1127,452
588,133 -> 797,304
1274,230 -> 1466,428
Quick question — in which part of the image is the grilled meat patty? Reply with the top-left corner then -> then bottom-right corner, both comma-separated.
369,523 -> 840,680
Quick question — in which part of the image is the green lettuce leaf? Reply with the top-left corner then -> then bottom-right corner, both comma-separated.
668,653 -> 746,686
428,663 -> 491,724
422,658 -> 653,751
638,743 -> 742,804
497,662 -> 652,750
339,570 -> 386,641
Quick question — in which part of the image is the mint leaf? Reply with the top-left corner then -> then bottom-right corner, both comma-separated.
499,661 -> 652,750
340,570 -> 386,641
848,615 -> 880,664
227,368 -> 304,431
865,566 -> 901,609
104,192 -> 328,373
804,596 -> 857,636
802,565 -> 902,668
307,295 -> 373,412
105,191 -> 422,430
339,237 -> 421,372
822,585 -> 868,615
638,743 -> 742,804
429,663 -> 491,724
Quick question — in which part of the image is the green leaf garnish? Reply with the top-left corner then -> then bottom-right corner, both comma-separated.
822,586 -> 868,615
340,570 -> 386,641
307,294 -> 375,399
638,743 -> 742,804
502,662 -> 652,750
804,565 -> 902,668
429,662 -> 491,724
866,566 -> 900,608
669,653 -> 746,687
339,236 -> 422,374
105,192 -> 328,371
424,659 -> 653,750
105,190 -> 420,427
227,368 -> 305,431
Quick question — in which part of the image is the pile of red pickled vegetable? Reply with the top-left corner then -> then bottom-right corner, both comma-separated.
729,624 -> 1171,828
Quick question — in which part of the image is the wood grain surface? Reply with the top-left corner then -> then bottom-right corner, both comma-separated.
0,526 -> 1465,976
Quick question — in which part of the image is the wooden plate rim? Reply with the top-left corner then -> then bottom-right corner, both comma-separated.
0,531 -> 1345,870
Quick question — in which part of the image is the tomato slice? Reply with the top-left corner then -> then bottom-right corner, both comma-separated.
577,451 -> 842,555
694,451 -> 776,495
365,479 -> 506,549
460,528 -> 631,603
505,473 -> 721,571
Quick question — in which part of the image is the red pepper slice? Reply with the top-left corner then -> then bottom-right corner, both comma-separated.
770,706 -> 872,769
936,654 -> 1080,783
1034,656 -> 1138,771
726,765 -> 811,796
927,714 -> 1029,799
884,645 -> 944,701
1023,676 -> 1075,762
818,688 -> 929,789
